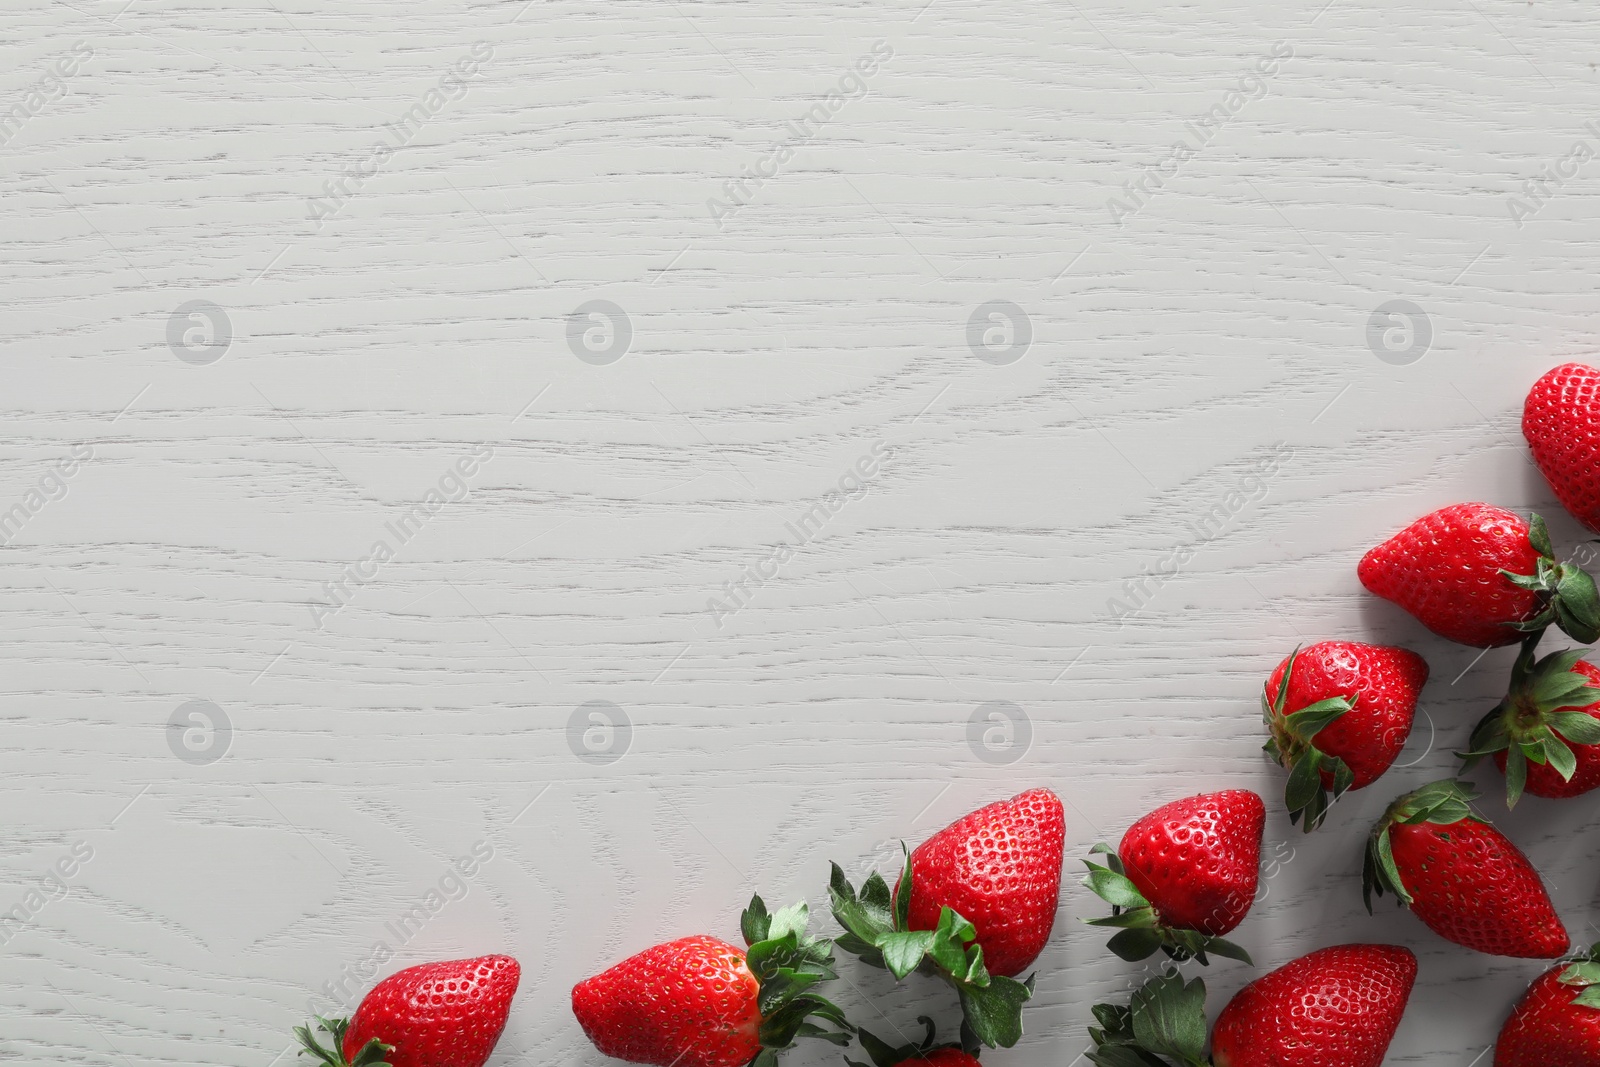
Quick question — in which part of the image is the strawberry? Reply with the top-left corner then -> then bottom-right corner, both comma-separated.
848,1019 -> 978,1067
1262,642 -> 1428,830
1462,635 -> 1600,805
571,897 -> 850,1067
1364,778 -> 1569,958
1083,790 -> 1263,965
294,954 -> 519,1067
897,787 -> 1065,979
1210,944 -> 1417,1067
1357,503 -> 1600,646
829,788 -> 1064,1048
1086,944 -> 1416,1067
1496,941 -> 1600,1066
1524,362 -> 1600,534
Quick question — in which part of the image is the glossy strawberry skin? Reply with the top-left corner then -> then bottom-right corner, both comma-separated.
572,935 -> 761,1067
1524,362 -> 1600,534
1496,959 -> 1600,1067
343,955 -> 519,1067
1358,503 -> 1543,647
1211,944 -> 1416,1067
897,787 -> 1065,977
1493,657 -> 1600,799
1117,790 -> 1264,936
1388,819 -> 1568,958
1266,642 -> 1428,789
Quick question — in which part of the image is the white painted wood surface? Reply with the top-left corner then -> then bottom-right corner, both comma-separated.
4,0 -> 1600,1063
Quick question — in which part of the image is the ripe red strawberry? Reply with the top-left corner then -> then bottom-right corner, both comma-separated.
1087,944 -> 1416,1067
1462,638 -> 1600,805
575,935 -> 759,1067
1263,642 -> 1428,830
1083,790 -> 1264,965
1524,362 -> 1600,533
294,954 -> 520,1067
1365,779 -> 1569,958
828,788 -> 1063,1049
1496,941 -> 1600,1066
1358,503 -> 1600,646
848,1020 -> 977,1067
897,787 -> 1065,979
571,897 -> 849,1067
1210,944 -> 1417,1067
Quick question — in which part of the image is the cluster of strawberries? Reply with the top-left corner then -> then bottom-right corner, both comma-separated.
286,364 -> 1600,1067
1081,362 -> 1600,1065
289,790 -> 1072,1067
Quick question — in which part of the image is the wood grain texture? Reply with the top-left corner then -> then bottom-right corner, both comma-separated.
4,0 -> 1600,1063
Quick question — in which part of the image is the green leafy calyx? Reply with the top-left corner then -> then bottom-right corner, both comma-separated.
739,894 -> 854,1064
1080,844 -> 1251,967
1459,634 -> 1600,807
1558,942 -> 1600,1011
1501,514 -> 1600,644
294,1017 -> 393,1067
828,852 -> 1034,1050
1086,970 -> 1209,1067
1261,646 -> 1357,833
1363,778 -> 1481,914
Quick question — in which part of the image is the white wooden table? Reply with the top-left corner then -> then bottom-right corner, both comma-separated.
4,1 -> 1599,1063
